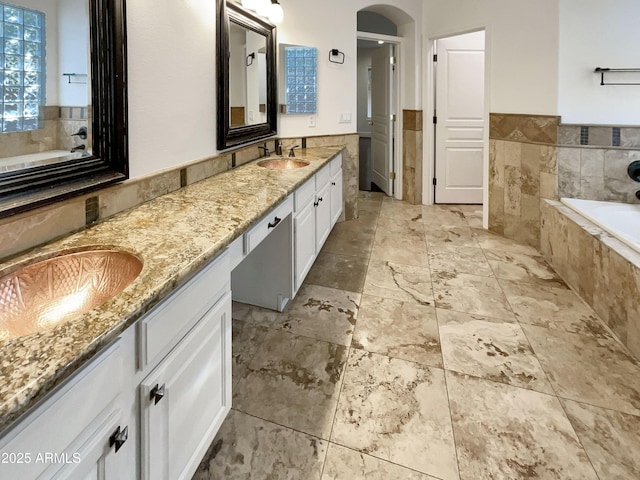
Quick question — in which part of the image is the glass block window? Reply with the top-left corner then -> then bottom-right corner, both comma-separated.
1,3 -> 45,133
284,46 -> 317,114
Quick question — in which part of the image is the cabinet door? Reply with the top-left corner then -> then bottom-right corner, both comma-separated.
140,292 -> 232,480
294,200 -> 316,291
315,182 -> 332,252
330,169 -> 343,226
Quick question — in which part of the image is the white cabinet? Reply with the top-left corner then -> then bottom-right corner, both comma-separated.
0,341 -> 131,480
293,154 -> 343,293
140,292 -> 231,480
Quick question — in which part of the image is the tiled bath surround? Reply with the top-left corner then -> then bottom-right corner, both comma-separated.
403,110 -> 423,205
541,200 -> 640,360
0,133 -> 358,259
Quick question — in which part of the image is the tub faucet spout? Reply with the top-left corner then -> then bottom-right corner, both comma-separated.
71,144 -> 86,153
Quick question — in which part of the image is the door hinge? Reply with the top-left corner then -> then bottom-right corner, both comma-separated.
432,178 -> 437,185
433,116 -> 437,124
433,54 -> 437,62
390,172 -> 396,180
391,114 -> 396,122
390,56 -> 397,65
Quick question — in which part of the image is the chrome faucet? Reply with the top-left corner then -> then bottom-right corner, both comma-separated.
71,144 -> 86,153
275,141 -> 283,156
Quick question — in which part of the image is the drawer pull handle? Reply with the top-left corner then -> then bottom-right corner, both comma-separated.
268,216 -> 282,228
150,384 -> 166,405
109,425 -> 129,453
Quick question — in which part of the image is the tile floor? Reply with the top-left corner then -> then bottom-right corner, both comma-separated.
193,192 -> 640,480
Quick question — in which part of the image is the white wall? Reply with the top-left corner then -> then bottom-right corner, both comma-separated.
424,0 -> 560,115
558,0 -> 640,125
57,0 -> 89,106
356,47 -> 373,135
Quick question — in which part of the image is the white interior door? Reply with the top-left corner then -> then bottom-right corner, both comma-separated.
435,31 -> 485,204
370,44 -> 393,195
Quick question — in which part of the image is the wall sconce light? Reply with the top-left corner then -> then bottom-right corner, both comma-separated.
241,0 -> 283,24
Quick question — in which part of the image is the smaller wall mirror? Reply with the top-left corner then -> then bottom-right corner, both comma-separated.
217,1 -> 276,150
279,44 -> 317,114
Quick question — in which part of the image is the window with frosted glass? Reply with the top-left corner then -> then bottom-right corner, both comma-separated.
1,3 -> 45,133
284,46 -> 316,114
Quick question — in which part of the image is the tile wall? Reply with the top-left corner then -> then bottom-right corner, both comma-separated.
402,110 -> 423,205
0,133 -> 358,259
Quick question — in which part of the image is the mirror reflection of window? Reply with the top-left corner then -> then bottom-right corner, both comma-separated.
0,0 -> 90,173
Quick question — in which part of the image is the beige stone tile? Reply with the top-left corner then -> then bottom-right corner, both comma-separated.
422,205 -> 470,227
322,443 -> 439,480
428,244 -> 493,277
376,215 -> 425,236
358,198 -> 382,215
353,295 -> 442,367
500,140 -> 522,167
562,399 -> 640,480
581,149 -> 605,177
231,320 -> 268,388
484,249 -> 566,287
322,214 -> 377,257
489,139 -> 504,188
371,228 -> 429,267
274,284 -> 360,346
539,171 -> 558,199
232,301 -> 280,327
499,279 -> 611,339
306,251 -> 369,293
539,144 -> 558,174
331,350 -> 459,479
523,324 -> 640,416
504,165 -> 522,216
437,309 -> 553,394
432,271 -> 515,321
193,409 -> 328,479
363,260 -> 433,306
521,143 -> 541,196
446,371 -> 598,480
488,186 -> 505,234
473,228 -> 541,256
233,329 -> 347,439
379,199 -> 423,222
425,225 -> 479,249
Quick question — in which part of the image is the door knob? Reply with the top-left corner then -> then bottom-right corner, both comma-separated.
109,425 -> 129,453
150,384 -> 166,405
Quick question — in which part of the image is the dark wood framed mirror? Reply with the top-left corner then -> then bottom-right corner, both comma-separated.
217,1 -> 277,150
0,0 -> 128,218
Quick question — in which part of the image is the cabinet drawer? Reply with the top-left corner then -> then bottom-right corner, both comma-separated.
139,252 -> 230,369
330,153 -> 342,175
0,341 -> 123,479
315,164 -> 331,189
245,195 -> 293,253
294,177 -> 315,213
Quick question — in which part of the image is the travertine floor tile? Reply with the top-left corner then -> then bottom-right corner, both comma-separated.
523,324 -> 640,416
432,271 -> 515,320
232,301 -> 280,327
371,228 -> 429,267
331,349 -> 459,479
422,205 -> 470,228
233,330 -> 347,439
376,215 -> 425,235
425,225 -> 479,249
472,227 -> 541,256
274,284 -> 360,346
446,371 -> 598,480
428,244 -> 493,277
306,251 -> 368,293
500,280 -> 612,338
437,309 -> 553,394
231,320 -> 268,388
363,260 -> 433,306
379,200 -> 423,222
353,295 -> 442,367
321,443 -> 439,480
562,399 -> 640,480
193,409 -> 327,479
322,214 -> 377,257
485,249 -> 566,287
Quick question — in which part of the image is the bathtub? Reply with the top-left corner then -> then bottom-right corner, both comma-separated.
0,150 -> 79,173
561,198 -> 640,255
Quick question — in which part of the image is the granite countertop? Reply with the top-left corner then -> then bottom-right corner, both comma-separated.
0,146 -> 343,432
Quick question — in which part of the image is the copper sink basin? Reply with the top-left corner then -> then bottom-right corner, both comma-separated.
0,249 -> 143,340
257,158 -> 310,170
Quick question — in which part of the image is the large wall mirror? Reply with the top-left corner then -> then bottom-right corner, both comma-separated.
217,1 -> 276,150
0,0 -> 127,218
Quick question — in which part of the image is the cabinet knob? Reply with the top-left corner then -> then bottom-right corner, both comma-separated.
109,425 -> 129,453
150,384 -> 166,405
331,182 -> 336,186
268,216 -> 282,229
318,197 -> 323,202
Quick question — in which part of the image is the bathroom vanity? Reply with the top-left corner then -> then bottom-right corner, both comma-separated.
0,147 -> 344,479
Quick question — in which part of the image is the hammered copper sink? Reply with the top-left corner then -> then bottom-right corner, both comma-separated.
257,158 -> 310,170
0,249 -> 143,340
